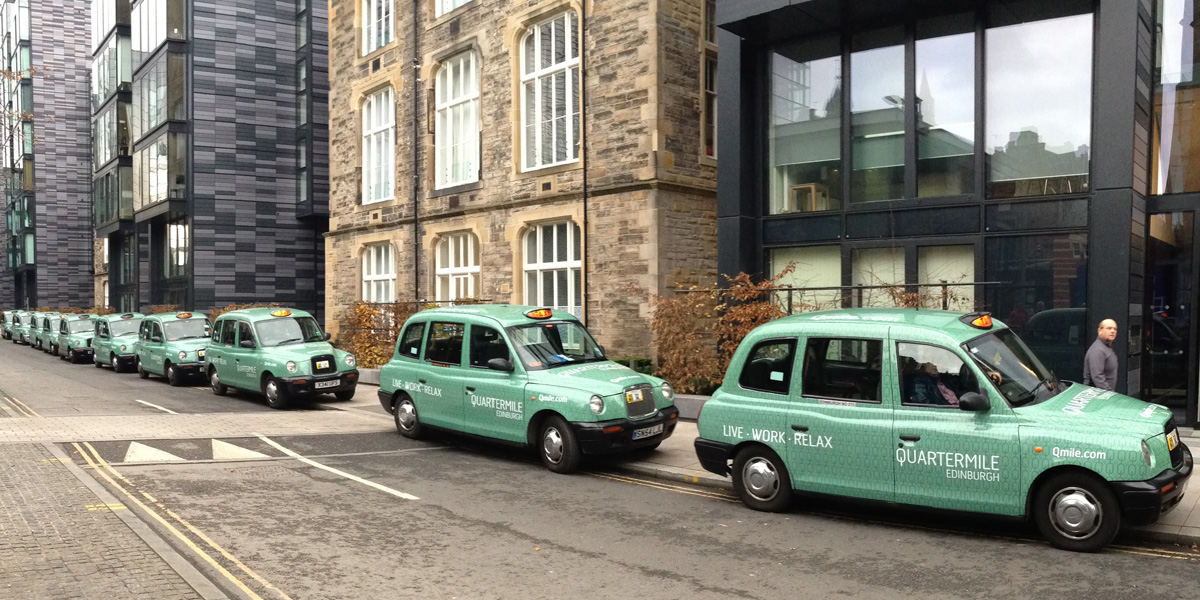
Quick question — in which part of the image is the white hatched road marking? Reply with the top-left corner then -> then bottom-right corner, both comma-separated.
123,442 -> 186,463
256,434 -> 419,500
135,399 -> 178,414
212,439 -> 270,460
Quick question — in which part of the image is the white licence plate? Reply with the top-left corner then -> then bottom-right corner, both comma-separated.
632,424 -> 663,440
317,360 -> 330,370
625,390 -> 644,404
1167,428 -> 1179,451
314,379 -> 339,390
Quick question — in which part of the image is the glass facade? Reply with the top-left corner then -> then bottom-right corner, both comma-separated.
1154,0 -> 1200,194
850,29 -> 904,203
91,33 -> 131,109
915,18 -> 974,198
93,166 -> 134,228
133,132 -> 187,211
131,0 -> 184,66
768,38 -> 841,215
131,51 -> 184,142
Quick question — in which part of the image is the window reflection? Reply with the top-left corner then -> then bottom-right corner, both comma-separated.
986,14 -> 1092,198
1153,0 -> 1200,194
850,31 -> 904,203
768,38 -> 841,215
916,29 -> 974,197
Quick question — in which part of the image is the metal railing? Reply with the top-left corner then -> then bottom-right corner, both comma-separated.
679,281 -> 1007,315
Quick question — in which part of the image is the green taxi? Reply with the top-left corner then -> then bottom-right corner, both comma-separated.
694,309 -> 1192,552
20,311 -> 47,346
34,312 -> 62,353
378,306 -> 679,474
91,313 -> 145,372
136,312 -> 211,386
10,310 -> 32,344
206,308 -> 359,409
1,310 -> 12,340
57,314 -> 96,363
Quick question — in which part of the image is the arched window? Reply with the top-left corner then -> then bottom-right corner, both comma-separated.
523,221 -> 581,317
362,87 -> 395,204
435,232 -> 480,302
520,11 -> 580,171
362,243 -> 396,302
434,51 -> 480,189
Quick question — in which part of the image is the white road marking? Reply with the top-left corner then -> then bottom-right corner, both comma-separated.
255,434 -> 419,500
124,441 -> 186,463
135,399 -> 178,414
212,439 -> 270,461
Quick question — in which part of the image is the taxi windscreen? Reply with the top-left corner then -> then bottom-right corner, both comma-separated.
509,321 -> 604,370
68,320 -> 93,333
964,328 -> 1062,407
164,319 -> 210,341
254,316 -> 325,347
110,319 -> 142,337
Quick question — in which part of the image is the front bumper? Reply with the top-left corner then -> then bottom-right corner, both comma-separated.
279,370 -> 359,397
67,346 -> 94,356
570,406 -> 680,455
114,353 -> 138,367
1110,443 -> 1193,526
169,361 -> 206,376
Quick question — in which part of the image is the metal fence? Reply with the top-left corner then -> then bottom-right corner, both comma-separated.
679,281 -> 1007,315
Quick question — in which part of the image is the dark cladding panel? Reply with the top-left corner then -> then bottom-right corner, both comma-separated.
985,199 -> 1088,231
762,214 -> 842,245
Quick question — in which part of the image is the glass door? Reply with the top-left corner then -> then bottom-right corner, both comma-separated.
1144,212 -> 1196,426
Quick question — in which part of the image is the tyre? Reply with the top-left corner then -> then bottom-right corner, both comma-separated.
94,354 -> 103,368
209,368 -> 228,396
166,363 -> 182,387
335,389 -> 355,402
538,415 -> 581,474
1033,471 -> 1121,552
732,446 -> 794,512
263,377 -> 290,409
110,354 -> 122,373
66,350 -> 74,363
137,361 -> 150,379
393,395 -> 425,439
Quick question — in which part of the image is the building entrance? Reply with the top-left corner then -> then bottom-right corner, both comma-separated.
1144,211 -> 1199,427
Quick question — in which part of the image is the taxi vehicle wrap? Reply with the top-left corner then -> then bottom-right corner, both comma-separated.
378,305 -> 679,473
137,313 -> 211,386
694,309 -> 1192,552
1,310 -> 12,339
205,308 -> 358,409
91,313 -> 145,372
9,311 -> 31,344
57,314 -> 96,363
19,311 -> 46,345
35,312 -> 62,353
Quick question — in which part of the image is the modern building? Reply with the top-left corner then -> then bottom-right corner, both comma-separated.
715,0 -> 1200,426
0,0 -> 94,309
91,0 -> 330,316
325,0 -> 719,357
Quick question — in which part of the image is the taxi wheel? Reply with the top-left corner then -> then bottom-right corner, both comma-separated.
732,446 -> 794,512
334,390 -> 355,402
263,378 -> 291,410
138,362 -> 150,379
539,415 -> 581,474
1033,472 -> 1121,552
94,355 -> 103,368
393,395 -> 425,439
209,368 -> 228,396
110,354 -> 122,373
166,364 -> 183,387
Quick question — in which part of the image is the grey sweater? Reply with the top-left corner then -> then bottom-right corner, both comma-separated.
1082,337 -> 1117,391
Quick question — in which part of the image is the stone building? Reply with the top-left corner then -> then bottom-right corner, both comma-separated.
326,0 -> 718,357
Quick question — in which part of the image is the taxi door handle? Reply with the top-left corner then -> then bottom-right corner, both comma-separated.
791,425 -> 809,432
419,378 -> 427,384
466,386 -> 476,392
899,434 -> 921,442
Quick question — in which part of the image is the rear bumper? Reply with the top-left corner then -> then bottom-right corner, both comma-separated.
1110,443 -> 1193,526
694,438 -> 735,477
569,406 -> 679,455
279,370 -> 359,396
378,389 -> 393,412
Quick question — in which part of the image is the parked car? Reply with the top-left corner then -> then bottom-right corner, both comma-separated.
1,310 -> 12,340
136,312 -> 211,386
205,308 -> 358,409
57,314 -> 96,363
91,313 -> 145,372
10,311 -> 32,345
377,305 -> 679,473
21,311 -> 47,346
34,312 -> 62,353
693,308 -> 1192,552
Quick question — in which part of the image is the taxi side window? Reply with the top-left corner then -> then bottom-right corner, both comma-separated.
425,322 -> 465,366
897,343 -> 978,408
211,320 -> 224,344
237,321 -> 255,346
151,322 -> 164,340
469,325 -> 510,368
802,338 -> 882,402
221,320 -> 237,346
738,339 -> 797,394
397,322 -> 425,359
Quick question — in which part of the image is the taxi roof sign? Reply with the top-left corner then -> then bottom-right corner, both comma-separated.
525,308 -> 553,320
120,313 -> 135,319
959,312 -> 993,329
177,312 -> 193,319
271,309 -> 292,317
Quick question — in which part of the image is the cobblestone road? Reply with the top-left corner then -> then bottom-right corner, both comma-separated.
0,443 -> 203,599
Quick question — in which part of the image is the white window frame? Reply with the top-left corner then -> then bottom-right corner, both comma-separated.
523,221 -> 582,318
362,87 -> 395,205
520,11 -> 581,172
435,0 -> 471,18
434,51 -> 480,189
362,0 -> 393,55
362,243 -> 396,302
701,0 -> 718,160
435,232 -> 481,302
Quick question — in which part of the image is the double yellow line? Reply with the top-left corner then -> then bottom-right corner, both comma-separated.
72,442 -> 292,600
588,471 -> 739,503
2,396 -> 38,417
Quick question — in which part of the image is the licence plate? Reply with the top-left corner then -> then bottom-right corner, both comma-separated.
632,424 -> 663,440
625,390 -> 644,404
316,360 -> 330,370
314,379 -> 339,390
1167,428 -> 1179,451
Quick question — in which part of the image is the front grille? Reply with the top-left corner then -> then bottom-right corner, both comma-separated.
623,384 -> 657,419
312,354 -> 337,375
1167,416 -> 1185,470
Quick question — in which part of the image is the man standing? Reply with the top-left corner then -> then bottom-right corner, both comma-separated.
1083,319 -> 1118,391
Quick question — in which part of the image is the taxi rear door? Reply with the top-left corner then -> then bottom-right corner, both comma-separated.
417,321 -> 466,430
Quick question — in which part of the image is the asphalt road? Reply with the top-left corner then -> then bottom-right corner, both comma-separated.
3,339 -> 1199,599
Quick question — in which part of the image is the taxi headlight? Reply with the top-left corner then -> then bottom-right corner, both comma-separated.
73,340 -> 81,347
344,355 -> 356,367
590,395 -> 604,414
661,382 -> 675,400
178,350 -> 187,360
1142,440 -> 1152,467
286,361 -> 297,373
119,344 -> 127,352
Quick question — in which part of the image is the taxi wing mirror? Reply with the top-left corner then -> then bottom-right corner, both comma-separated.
958,392 -> 990,412
487,357 -> 514,372
239,340 -> 256,349
323,333 -> 332,341
151,335 -> 163,343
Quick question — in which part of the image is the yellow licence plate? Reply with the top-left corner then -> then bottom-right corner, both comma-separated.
1167,429 -> 1179,451
317,360 -> 330,369
625,390 -> 644,404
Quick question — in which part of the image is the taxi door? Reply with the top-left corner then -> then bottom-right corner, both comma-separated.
890,336 -> 1022,515
144,321 -> 166,375
228,320 -> 258,390
93,321 -> 110,360
416,321 -> 466,430
787,333 -> 896,502
460,322 -> 526,442
207,319 -> 234,382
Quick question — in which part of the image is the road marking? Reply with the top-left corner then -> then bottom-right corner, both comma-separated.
73,442 -> 278,600
136,399 -> 178,414
3,396 -> 37,418
588,471 -> 739,503
212,439 -> 270,461
256,434 -> 420,500
124,442 -> 186,463
85,503 -> 127,511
